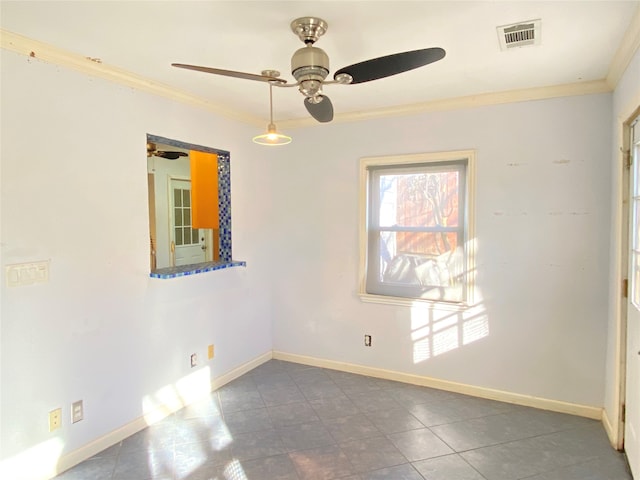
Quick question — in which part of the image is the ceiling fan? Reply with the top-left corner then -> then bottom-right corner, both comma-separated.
146,142 -> 188,160
172,16 -> 446,123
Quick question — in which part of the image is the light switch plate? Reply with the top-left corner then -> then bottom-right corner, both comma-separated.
72,400 -> 83,423
6,261 -> 49,287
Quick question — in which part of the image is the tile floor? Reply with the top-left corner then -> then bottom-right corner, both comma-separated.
55,360 -> 633,480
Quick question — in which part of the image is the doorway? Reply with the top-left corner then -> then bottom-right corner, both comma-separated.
624,112 -> 639,478
169,178 -> 208,266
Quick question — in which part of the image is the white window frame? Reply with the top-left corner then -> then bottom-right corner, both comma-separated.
358,150 -> 476,309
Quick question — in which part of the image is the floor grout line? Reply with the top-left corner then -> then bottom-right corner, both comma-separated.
54,360 -> 630,480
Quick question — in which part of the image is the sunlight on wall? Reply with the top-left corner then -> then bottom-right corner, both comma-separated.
0,437 -> 64,480
411,296 -> 489,364
432,316 -> 460,357
142,367 -> 212,425
462,309 -> 490,345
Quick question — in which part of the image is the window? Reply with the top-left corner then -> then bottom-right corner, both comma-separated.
359,150 -> 475,306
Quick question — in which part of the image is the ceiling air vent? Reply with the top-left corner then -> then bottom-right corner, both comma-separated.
497,19 -> 541,51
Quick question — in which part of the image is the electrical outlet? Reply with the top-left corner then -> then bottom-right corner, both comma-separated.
49,408 -> 62,432
190,353 -> 198,368
72,400 -> 83,423
208,344 -> 215,360
364,335 -> 372,347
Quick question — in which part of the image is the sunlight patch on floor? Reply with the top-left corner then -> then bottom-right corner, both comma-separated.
224,459 -> 248,479
141,366 -> 242,480
142,366 -> 212,425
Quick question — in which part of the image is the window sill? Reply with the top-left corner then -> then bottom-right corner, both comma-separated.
150,260 -> 246,279
359,292 -> 468,311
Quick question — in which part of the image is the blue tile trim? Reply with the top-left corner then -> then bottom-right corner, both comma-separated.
147,134 -> 229,157
217,153 -> 232,262
150,260 -> 247,279
147,134 -> 238,274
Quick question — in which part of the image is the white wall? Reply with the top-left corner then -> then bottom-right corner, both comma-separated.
0,36 -> 630,477
0,49 -> 275,471
270,93 -> 613,408
604,46 -> 640,439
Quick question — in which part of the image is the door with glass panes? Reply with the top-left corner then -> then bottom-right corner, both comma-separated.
170,178 -> 207,266
626,114 -> 639,479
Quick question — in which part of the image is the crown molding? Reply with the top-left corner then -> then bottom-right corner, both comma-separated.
606,3 -> 640,89
1,28 -> 617,131
278,79 -> 612,129
0,29 -> 264,127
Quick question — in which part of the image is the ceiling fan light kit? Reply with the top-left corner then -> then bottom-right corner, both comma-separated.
252,123 -> 292,146
172,16 -> 446,126
253,81 -> 291,146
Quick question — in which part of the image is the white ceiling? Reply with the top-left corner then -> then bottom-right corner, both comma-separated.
2,1 -> 639,126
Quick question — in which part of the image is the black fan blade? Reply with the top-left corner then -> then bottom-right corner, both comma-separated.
334,47 -> 445,84
304,95 -> 334,123
172,64 -> 287,84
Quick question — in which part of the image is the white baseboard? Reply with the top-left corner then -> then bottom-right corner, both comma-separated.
273,351 -> 603,420
211,351 -> 272,391
603,408 -> 616,446
602,406 -> 625,450
55,416 -> 148,476
54,351 -> 273,478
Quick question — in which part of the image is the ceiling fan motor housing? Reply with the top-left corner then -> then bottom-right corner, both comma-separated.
290,16 -> 328,45
291,45 -> 330,97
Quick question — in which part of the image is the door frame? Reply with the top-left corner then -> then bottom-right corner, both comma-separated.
148,173 -> 157,271
613,105 -> 640,451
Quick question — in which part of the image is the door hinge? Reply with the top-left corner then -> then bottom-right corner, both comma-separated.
622,403 -> 626,423
623,278 -> 629,298
623,149 -> 632,169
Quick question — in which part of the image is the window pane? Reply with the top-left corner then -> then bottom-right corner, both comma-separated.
174,208 -> 183,226
183,189 -> 191,207
633,252 -> 640,308
633,199 -> 640,250
183,227 -> 191,245
378,171 -> 459,228
376,231 -> 462,287
184,208 -> 191,227
175,227 -> 183,246
174,188 -> 182,207
192,228 -> 199,244
633,145 -> 640,196
396,230 -> 460,257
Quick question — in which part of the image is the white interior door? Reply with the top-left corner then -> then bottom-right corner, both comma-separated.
170,178 -> 207,266
626,115 -> 639,479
